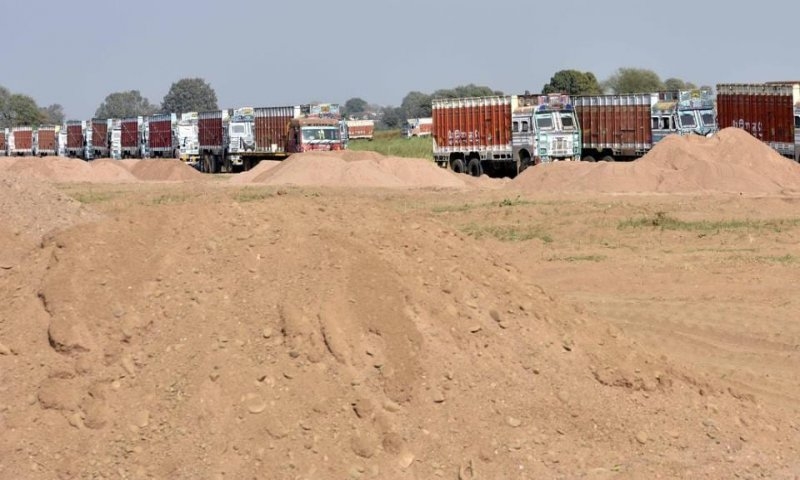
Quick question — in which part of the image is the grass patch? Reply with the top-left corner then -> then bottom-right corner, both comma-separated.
547,254 -> 607,262
432,197 -> 539,213
68,191 -> 114,204
461,223 -> 553,243
147,193 -> 190,205
751,254 -> 798,265
347,129 -> 432,159
232,187 -> 274,203
618,212 -> 800,233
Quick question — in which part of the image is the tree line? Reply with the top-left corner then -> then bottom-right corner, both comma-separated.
2,67 -> 708,130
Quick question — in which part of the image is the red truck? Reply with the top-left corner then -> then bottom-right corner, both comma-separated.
198,109 -> 228,173
34,126 -> 58,156
345,119 -> 374,141
9,126 -> 34,156
120,117 -> 144,158
146,113 -> 177,158
91,119 -> 110,159
0,129 -> 7,155
66,120 -> 87,158
716,83 -> 800,161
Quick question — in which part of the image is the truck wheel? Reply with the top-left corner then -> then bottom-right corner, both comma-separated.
581,155 -> 596,162
601,155 -> 615,162
451,158 -> 466,174
467,158 -> 483,177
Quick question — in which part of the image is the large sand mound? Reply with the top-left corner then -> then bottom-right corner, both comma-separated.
509,128 -> 800,195
0,157 -> 136,183
125,158 -> 204,182
232,151 -> 468,189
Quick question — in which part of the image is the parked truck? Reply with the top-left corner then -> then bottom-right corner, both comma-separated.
403,117 -> 433,138
8,126 -> 34,156
345,119 -> 374,140
432,94 -> 581,177
573,89 -> 717,162
716,82 -> 800,161
34,125 -> 58,156
146,113 -> 178,158
177,112 -> 199,164
120,117 -> 145,158
91,119 -> 111,159
65,120 -> 88,159
197,103 -> 345,173
0,129 -> 7,156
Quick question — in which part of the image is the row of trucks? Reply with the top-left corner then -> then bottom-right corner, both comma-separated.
432,90 -> 718,177
0,125 -> 60,156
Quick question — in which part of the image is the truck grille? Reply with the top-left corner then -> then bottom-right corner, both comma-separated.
550,136 -> 572,156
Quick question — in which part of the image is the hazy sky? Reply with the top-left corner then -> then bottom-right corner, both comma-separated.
2,0 -> 798,120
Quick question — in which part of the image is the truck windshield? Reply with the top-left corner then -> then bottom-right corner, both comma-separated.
700,110 -> 716,127
535,114 -> 554,130
678,113 -> 697,128
302,128 -> 340,141
560,113 -> 577,130
231,124 -> 246,134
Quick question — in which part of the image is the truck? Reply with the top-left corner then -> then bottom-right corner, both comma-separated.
716,82 -> 800,161
198,103 -> 345,173
9,126 -> 34,156
120,117 -> 145,158
57,127 -> 67,157
65,120 -> 88,158
146,113 -> 178,158
110,120 -> 122,159
34,125 -> 58,156
432,94 -> 581,177
344,119 -> 374,140
573,89 -> 717,162
91,119 -> 111,159
403,117 -> 433,138
177,112 -> 199,163
0,129 -> 7,156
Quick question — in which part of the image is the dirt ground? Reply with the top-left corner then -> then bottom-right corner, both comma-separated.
1,129 -> 800,479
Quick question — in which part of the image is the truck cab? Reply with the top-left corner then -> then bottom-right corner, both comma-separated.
512,94 -> 581,170
652,90 -> 717,143
177,112 -> 199,163
288,118 -> 344,152
228,107 -> 255,162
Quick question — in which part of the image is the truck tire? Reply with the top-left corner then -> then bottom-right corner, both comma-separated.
601,155 -> 615,162
467,158 -> 483,177
581,155 -> 596,162
451,158 -> 466,174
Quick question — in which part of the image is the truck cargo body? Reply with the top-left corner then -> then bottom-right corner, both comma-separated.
0,129 -> 7,156
147,113 -> 177,157
403,117 -> 433,137
574,90 -> 717,162
91,119 -> 110,158
10,127 -> 34,156
432,94 -> 581,177
345,119 -> 374,140
35,126 -> 58,156
198,110 -> 227,173
253,106 -> 296,158
120,117 -> 143,158
716,83 -> 799,160
66,120 -> 87,158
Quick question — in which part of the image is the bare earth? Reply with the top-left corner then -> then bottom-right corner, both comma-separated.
1,129 -> 800,479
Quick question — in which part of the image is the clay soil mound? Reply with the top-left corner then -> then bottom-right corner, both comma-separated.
0,157 -> 136,183
235,151 -> 468,189
126,159 -> 204,182
509,127 -> 800,195
228,160 -> 282,184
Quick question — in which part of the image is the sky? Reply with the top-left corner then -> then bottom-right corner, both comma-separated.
1,0 -> 798,120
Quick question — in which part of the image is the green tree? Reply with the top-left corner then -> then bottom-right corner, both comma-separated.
378,106 -> 404,129
40,103 -> 65,125
541,70 -> 602,95
161,78 -> 218,114
95,90 -> 158,119
0,86 -> 11,128
664,78 -> 698,91
343,97 -> 369,118
401,91 -> 432,119
604,68 -> 665,94
8,94 -> 44,126
433,84 -> 503,99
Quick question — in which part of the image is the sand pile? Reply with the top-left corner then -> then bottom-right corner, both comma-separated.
509,128 -> 800,195
0,157 -> 136,183
124,158 -> 204,181
233,151 -> 468,189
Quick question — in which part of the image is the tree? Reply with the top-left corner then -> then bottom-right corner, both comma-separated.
343,97 -> 368,118
0,86 -> 11,128
161,78 -> 218,114
401,91 -> 432,119
541,70 -> 602,95
433,84 -> 503,99
40,103 -> 65,125
378,106 -> 404,129
664,78 -> 698,91
603,68 -> 664,94
8,94 -> 44,126
95,90 -> 158,119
